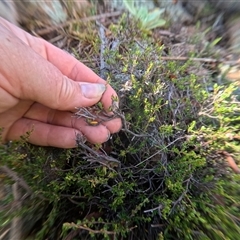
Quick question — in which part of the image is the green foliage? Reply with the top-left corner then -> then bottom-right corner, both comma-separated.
123,0 -> 166,30
39,0 -> 67,24
1,13 -> 240,240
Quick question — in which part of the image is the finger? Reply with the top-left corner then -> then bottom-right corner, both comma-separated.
6,118 -> 110,148
24,103 -> 121,134
6,118 -> 81,148
0,87 -> 19,113
0,26 -> 106,111
1,18 -> 103,84
101,117 -> 122,133
1,18 -> 121,130
42,40 -> 118,109
1,18 -> 119,110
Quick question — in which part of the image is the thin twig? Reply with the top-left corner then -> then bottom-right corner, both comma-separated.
134,136 -> 186,167
36,11 -> 122,35
0,166 -> 32,196
0,228 -> 10,240
64,56 -> 240,69
75,107 -> 117,123
64,222 -> 137,235
55,56 -> 240,66
198,111 -> 220,119
160,56 -> 240,66
169,176 -> 192,215
60,194 -> 87,199
144,205 -> 163,214
113,110 -> 150,137
76,135 -> 120,167
10,183 -> 23,240
134,36 -> 239,65
97,21 -> 107,79
76,105 -> 149,137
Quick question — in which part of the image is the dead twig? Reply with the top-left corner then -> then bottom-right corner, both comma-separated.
60,194 -> 87,199
0,228 -> 10,240
144,205 -> 163,215
9,183 -> 23,240
63,222 -> 137,236
75,106 -> 118,124
54,55 -> 240,67
134,136 -> 186,167
0,166 -> 32,196
112,110 -> 150,138
36,11 -> 122,35
160,56 -> 240,66
76,134 -> 120,168
169,176 -> 192,215
75,105 -> 149,138
96,21 -> 107,79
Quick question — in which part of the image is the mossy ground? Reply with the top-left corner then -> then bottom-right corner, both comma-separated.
1,2 -> 240,240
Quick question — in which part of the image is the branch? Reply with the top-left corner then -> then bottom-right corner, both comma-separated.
160,56 -> 240,66
0,166 -> 32,196
76,134 -> 120,168
64,222 -> 137,236
35,11 -> 122,35
169,176 -> 192,215
134,136 -> 186,167
9,183 -> 23,240
97,21 -> 107,79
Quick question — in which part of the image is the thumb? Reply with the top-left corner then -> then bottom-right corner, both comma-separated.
43,76 -> 107,110
0,29 -> 106,110
26,71 -> 106,110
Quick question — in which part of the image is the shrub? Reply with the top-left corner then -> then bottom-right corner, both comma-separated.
1,14 -> 239,240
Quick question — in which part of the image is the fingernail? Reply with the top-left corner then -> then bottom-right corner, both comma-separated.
81,83 -> 106,99
106,130 -> 111,142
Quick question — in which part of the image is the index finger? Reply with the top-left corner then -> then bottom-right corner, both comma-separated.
1,17 -> 118,108
41,39 -> 117,110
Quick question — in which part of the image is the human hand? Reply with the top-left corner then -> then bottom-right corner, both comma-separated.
0,17 -> 122,148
